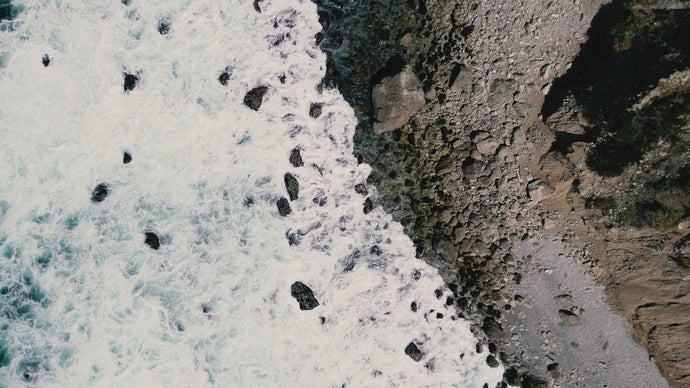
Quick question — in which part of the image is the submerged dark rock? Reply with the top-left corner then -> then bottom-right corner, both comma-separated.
309,103 -> 322,118
363,197 -> 373,214
42,54 -> 50,67
289,148 -> 304,167
90,183 -> 109,203
284,173 -> 299,201
253,0 -> 262,13
145,232 -> 160,250
123,73 -> 139,92
218,68 -> 231,86
244,86 -> 268,111
123,151 -> 132,164
277,197 -> 291,216
404,342 -> 422,361
157,18 -> 170,35
290,281 -> 319,310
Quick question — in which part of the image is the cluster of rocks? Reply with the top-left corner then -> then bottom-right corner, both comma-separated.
314,0 -> 690,385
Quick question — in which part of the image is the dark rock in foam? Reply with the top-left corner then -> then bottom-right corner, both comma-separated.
309,103 -> 322,118
284,173 -> 299,201
289,148 -> 303,167
405,342 -> 422,361
42,54 -> 50,67
157,18 -> 170,35
218,69 -> 231,86
123,151 -> 132,164
145,232 -> 160,250
277,197 -> 291,216
291,281 -> 319,310
123,73 -> 139,92
90,183 -> 109,203
244,86 -> 268,111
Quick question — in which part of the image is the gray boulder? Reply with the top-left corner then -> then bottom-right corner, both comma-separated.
372,65 -> 425,133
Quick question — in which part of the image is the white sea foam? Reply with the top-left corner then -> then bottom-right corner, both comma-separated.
0,0 -> 503,386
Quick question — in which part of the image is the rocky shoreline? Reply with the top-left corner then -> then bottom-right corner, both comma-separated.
315,0 -> 690,386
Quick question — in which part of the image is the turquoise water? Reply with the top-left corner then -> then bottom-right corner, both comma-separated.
0,0 -> 502,386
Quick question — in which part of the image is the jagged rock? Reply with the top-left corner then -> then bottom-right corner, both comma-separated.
450,64 -> 473,92
289,148 -> 303,167
309,103 -> 322,118
354,183 -> 368,196
476,137 -> 500,156
432,235 -> 458,265
486,355 -> 500,368
527,179 -> 555,202
277,197 -> 291,216
372,65 -> 425,133
487,79 -> 518,110
291,281 -> 319,310
145,232 -> 160,250
244,86 -> 268,111
90,183 -> 109,203
123,73 -> 139,92
404,342 -> 423,361
157,18 -> 170,35
284,173 -> 299,201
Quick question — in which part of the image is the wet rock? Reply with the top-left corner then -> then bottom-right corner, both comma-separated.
486,355 -> 500,368
487,79 -> 518,110
354,183 -> 368,196
291,281 -> 319,310
218,69 -> 231,86
123,151 -> 132,164
90,183 -> 109,203
432,235 -> 458,265
276,197 -> 291,216
527,179 -> 555,202
363,197 -> 373,214
253,0 -> 262,13
462,157 -> 484,178
284,173 -> 299,201
42,54 -> 50,67
123,72 -> 139,92
244,86 -> 268,111
482,317 -> 505,340
144,232 -> 160,250
372,65 -> 425,133
289,148 -> 303,167
559,309 -> 581,326
404,342 -> 423,361
157,18 -> 170,35
309,103 -> 322,118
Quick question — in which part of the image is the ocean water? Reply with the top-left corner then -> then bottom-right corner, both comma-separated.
0,0 -> 503,386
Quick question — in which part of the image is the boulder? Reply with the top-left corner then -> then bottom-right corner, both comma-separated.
372,65 -> 425,133
123,152 -> 132,164
284,173 -> 299,201
404,342 -> 423,361
277,197 -> 291,216
527,179 -> 555,202
42,54 -> 50,67
244,86 -> 268,111
90,183 -> 109,203
482,317 -> 505,340
487,78 -> 518,110
291,281 -> 319,310
145,232 -> 160,250
432,235 -> 458,265
123,73 -> 139,92
289,148 -> 303,167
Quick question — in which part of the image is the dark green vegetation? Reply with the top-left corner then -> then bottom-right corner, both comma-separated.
542,0 -> 690,177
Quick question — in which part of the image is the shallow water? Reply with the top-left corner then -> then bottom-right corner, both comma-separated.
0,0 -> 502,386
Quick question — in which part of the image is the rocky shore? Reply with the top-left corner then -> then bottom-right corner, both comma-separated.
315,0 -> 690,386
